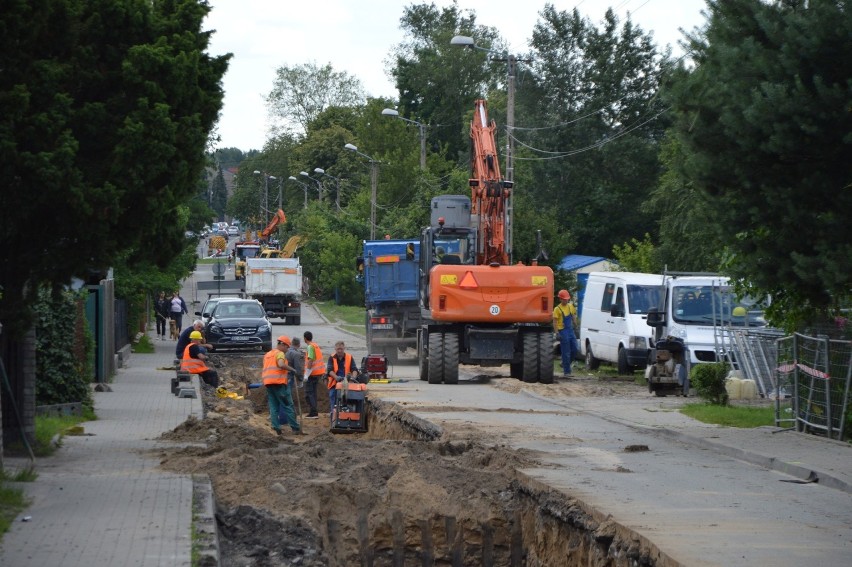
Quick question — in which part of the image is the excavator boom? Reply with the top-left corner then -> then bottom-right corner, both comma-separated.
261,209 -> 287,240
469,100 -> 509,266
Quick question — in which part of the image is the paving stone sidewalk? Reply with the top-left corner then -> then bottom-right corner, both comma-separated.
0,332 -> 203,567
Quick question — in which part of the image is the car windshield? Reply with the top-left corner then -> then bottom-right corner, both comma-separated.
626,285 -> 664,314
212,302 -> 265,319
672,285 -> 766,326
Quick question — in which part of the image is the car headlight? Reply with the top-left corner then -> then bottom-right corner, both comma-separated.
628,336 -> 646,349
209,324 -> 223,334
670,327 -> 687,340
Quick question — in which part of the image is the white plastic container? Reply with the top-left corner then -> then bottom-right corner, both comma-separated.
725,377 -> 743,400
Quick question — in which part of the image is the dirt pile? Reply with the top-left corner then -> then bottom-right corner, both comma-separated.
157,363 -> 660,566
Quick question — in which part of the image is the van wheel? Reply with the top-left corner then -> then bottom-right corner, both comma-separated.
617,348 -> 633,375
585,344 -> 600,371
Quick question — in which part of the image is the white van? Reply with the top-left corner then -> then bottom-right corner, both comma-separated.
653,274 -> 766,364
580,272 -> 664,374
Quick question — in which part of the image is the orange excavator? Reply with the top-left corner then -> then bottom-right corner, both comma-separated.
416,99 -> 555,384
261,209 -> 287,242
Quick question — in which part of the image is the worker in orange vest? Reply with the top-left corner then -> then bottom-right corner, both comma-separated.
180,331 -> 218,387
262,336 -> 300,435
325,341 -> 359,420
302,331 -> 324,419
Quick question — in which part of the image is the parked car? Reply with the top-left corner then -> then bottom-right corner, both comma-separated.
227,225 -> 239,236
204,299 -> 272,351
195,296 -> 243,326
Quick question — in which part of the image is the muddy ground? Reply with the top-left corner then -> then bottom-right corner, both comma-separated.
157,357 -> 663,566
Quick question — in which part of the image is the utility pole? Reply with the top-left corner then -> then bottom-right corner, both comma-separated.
370,161 -> 378,240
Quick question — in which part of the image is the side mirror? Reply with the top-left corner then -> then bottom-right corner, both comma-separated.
646,308 -> 666,327
610,304 -> 625,318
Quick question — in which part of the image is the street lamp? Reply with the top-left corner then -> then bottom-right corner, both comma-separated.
314,168 -> 343,209
299,170 -> 323,202
253,170 -> 277,227
381,108 -> 427,170
344,143 -> 380,240
288,176 -> 311,209
452,34 -> 529,262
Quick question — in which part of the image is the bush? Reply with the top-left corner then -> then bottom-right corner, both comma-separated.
690,362 -> 730,405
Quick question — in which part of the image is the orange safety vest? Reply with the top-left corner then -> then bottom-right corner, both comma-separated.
304,341 -> 325,377
328,353 -> 353,390
262,349 -> 289,386
181,344 -> 210,374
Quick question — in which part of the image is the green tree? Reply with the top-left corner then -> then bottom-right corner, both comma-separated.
265,62 -> 365,136
0,0 -> 229,446
391,2 -> 504,162
611,233 -> 661,273
522,7 -> 671,257
0,0 -> 229,335
667,0 -> 852,327
210,165 -> 228,218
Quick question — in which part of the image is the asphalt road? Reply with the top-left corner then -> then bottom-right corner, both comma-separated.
185,263 -> 852,566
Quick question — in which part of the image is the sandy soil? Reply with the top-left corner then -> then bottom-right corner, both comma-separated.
158,360 -> 657,566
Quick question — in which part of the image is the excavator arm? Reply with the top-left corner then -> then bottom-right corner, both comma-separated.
469,100 -> 510,266
261,209 -> 287,240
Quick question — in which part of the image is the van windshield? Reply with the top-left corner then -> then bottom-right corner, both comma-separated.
672,285 -> 766,326
626,285 -> 664,314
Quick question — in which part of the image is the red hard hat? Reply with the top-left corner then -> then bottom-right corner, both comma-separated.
558,289 -> 570,300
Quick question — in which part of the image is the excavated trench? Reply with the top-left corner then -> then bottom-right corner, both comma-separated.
157,355 -> 670,566
171,388 -> 666,566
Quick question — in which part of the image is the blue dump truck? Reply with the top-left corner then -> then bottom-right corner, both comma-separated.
356,239 -> 421,364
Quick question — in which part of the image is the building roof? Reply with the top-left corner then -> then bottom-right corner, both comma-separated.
558,254 -> 609,271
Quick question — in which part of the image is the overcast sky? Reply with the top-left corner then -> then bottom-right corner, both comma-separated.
204,0 -> 708,151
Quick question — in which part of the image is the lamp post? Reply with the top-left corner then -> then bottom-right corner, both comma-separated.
381,108 -> 427,170
314,167 -> 343,209
299,171 -> 323,202
288,176 -> 311,209
451,34 -> 529,262
253,170 -> 276,227
344,143 -> 380,240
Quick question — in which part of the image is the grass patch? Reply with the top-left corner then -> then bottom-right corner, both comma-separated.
33,408 -> 96,456
197,257 -> 229,265
0,481 -> 28,536
680,402 -> 783,428
132,334 -> 155,353
313,301 -> 365,328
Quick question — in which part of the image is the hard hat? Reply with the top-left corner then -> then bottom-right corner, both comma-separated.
732,306 -> 747,317
277,335 -> 291,346
558,289 -> 571,300
190,331 -> 203,340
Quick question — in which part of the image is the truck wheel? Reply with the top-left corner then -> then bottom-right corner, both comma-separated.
418,331 -> 429,381
292,316 -> 301,326
442,332 -> 459,385
585,343 -> 600,371
537,329 -> 554,384
521,333 -> 539,383
617,347 -> 633,375
427,333 -> 443,384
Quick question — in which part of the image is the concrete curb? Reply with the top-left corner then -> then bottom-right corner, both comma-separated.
192,474 -> 221,566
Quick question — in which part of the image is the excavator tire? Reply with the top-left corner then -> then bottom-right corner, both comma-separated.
521,333 -> 539,383
441,332 -> 459,384
427,333 -> 443,384
537,329 -> 555,384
